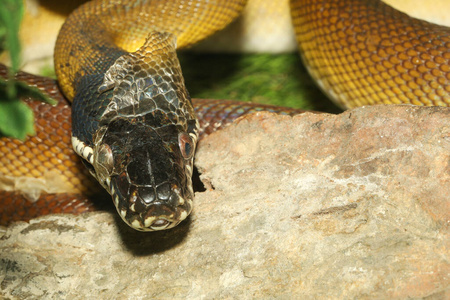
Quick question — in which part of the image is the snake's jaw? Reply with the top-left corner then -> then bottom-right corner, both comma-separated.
89,116 -> 197,231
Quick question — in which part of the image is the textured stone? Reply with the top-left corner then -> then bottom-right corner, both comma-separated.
1,105 -> 449,299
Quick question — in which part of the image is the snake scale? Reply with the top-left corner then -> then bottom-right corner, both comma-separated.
1,0 -> 449,230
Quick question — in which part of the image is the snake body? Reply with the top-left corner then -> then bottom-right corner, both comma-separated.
292,0 -> 450,108
1,0 -> 449,229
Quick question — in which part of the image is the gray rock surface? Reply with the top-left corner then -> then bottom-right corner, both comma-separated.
1,105 -> 449,299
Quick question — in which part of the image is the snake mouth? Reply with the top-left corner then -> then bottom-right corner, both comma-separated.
119,202 -> 191,231
148,218 -> 172,230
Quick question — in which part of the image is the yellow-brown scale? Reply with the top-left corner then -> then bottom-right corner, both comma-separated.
0,73 -> 101,199
291,0 -> 450,108
0,70 -> 106,225
55,0 -> 247,101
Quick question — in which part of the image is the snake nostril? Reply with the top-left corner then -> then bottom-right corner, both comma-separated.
168,193 -> 180,206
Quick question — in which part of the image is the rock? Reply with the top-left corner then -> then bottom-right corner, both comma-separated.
1,105 -> 449,299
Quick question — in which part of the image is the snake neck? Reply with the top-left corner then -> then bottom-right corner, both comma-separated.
97,32 -> 195,126
55,0 -> 247,101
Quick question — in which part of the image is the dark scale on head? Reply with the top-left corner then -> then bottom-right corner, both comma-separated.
71,33 -> 198,231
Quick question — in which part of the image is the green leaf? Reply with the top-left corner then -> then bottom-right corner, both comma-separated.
15,80 -> 57,105
0,0 -> 24,73
0,0 -> 55,140
0,0 -> 24,100
0,78 -> 56,139
0,78 -> 57,105
0,99 -> 34,140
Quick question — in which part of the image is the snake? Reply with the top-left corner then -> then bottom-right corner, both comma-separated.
1,0 -> 449,230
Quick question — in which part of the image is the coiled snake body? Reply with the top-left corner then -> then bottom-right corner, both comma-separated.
1,0 -> 449,230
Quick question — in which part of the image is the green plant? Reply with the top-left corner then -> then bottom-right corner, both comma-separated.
0,0 -> 54,140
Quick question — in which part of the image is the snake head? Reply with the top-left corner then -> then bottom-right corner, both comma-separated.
89,114 -> 198,231
70,32 -> 200,231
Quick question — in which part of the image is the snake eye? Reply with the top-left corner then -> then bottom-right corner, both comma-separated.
96,143 -> 114,174
178,132 -> 195,160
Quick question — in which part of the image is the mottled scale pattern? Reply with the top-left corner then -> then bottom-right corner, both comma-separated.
291,0 -> 450,108
55,0 -> 247,100
99,32 -> 194,128
0,65 -> 306,226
